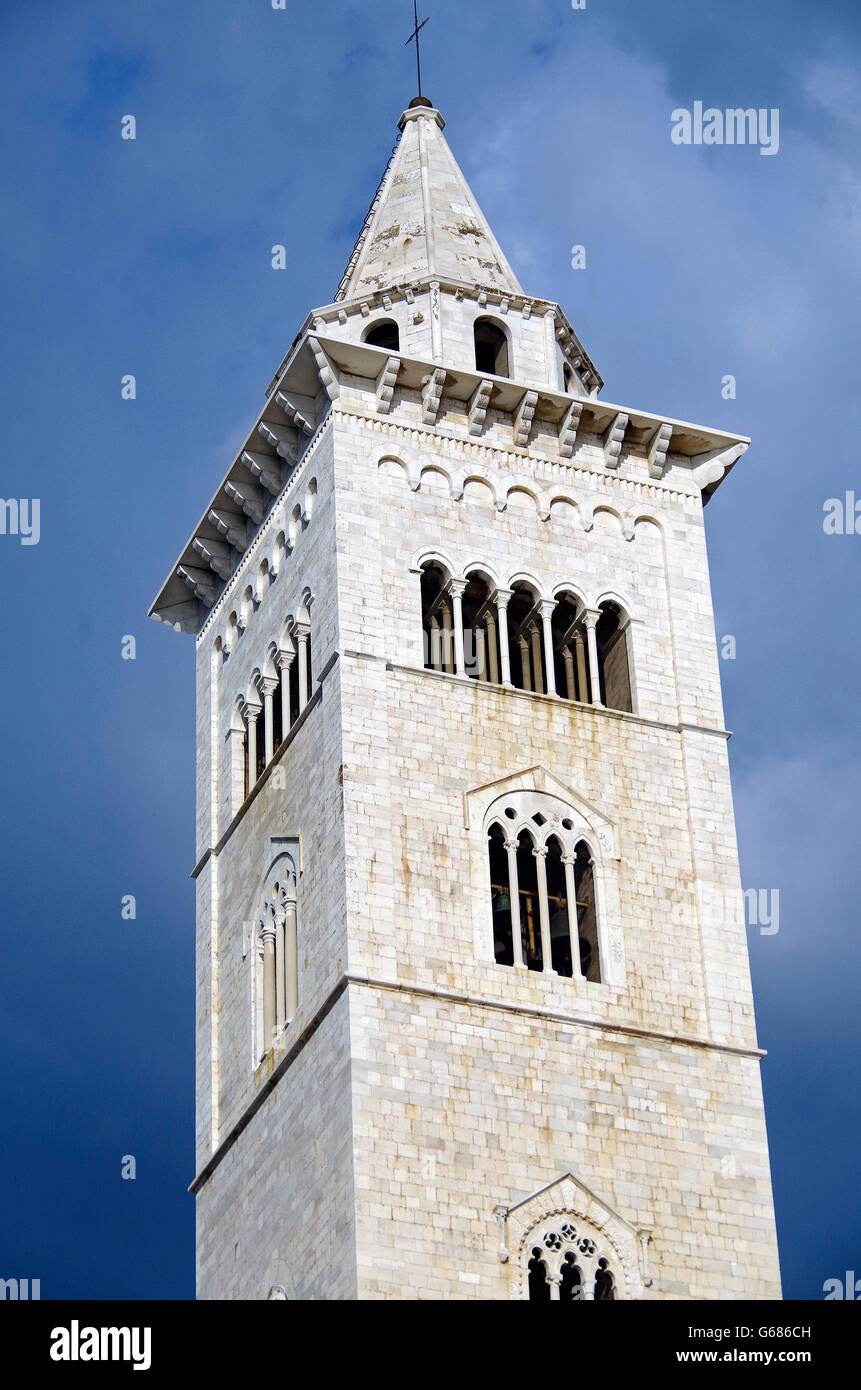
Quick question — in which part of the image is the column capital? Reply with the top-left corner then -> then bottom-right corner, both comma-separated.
243,697 -> 262,722
561,853 -> 578,867
446,578 -> 467,600
532,846 -> 549,861
293,621 -> 311,641
492,587 -> 514,609
259,919 -> 276,945
504,838 -> 520,855
582,608 -> 602,631
260,677 -> 279,698
537,597 -> 557,621
275,647 -> 294,671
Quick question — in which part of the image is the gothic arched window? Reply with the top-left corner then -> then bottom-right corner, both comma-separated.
485,794 -> 604,983
524,1220 -> 621,1301
253,863 -> 300,1065
474,317 -> 510,378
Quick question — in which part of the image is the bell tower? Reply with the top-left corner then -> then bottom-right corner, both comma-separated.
152,99 -> 781,1300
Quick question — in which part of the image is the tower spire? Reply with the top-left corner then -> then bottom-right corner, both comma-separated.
405,1 -> 430,102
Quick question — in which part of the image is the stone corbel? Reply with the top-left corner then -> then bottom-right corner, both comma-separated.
421,368 -> 447,426
307,335 -> 340,402
208,509 -> 247,552
469,379 -> 494,437
558,399 -> 583,458
275,392 -> 315,436
241,451 -> 284,497
192,536 -> 233,581
177,565 -> 217,608
603,411 -> 629,470
648,422 -> 674,480
257,420 -> 299,465
376,355 -> 401,414
513,389 -> 538,448
494,1206 -> 510,1263
225,479 -> 266,526
691,441 -> 748,491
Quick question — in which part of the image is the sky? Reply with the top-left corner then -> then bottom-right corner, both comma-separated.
0,0 -> 859,1301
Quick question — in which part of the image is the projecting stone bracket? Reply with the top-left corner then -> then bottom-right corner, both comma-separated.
275,391 -> 315,435
376,356 -> 401,414
307,335 -> 340,402
421,368 -> 447,425
558,399 -> 583,458
691,441 -> 748,491
208,510 -> 248,552
257,420 -> 299,465
603,412 -> 629,470
241,451 -> 284,497
225,479 -> 266,526
513,390 -> 538,448
192,536 -> 234,582
648,422 -> 674,479
469,379 -> 494,436
177,565 -> 217,608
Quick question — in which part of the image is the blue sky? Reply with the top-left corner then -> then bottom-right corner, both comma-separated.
0,0 -> 858,1300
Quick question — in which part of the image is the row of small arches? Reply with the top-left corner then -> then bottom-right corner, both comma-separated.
213,478 -> 317,660
380,455 -> 664,537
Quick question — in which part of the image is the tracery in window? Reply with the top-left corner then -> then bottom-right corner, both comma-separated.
485,794 -> 604,983
525,1219 -> 619,1301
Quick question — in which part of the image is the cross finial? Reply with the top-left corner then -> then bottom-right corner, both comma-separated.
405,1 -> 430,102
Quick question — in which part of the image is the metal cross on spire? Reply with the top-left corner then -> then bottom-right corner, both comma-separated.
405,0 -> 430,101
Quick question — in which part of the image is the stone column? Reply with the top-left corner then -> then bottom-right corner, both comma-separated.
563,647 -> 575,701
530,624 -> 543,694
277,650 -> 293,738
295,624 -> 311,713
538,599 -> 557,696
574,631 -> 589,703
260,914 -> 277,1053
274,901 -> 286,1035
584,610 -> 603,708
430,616 -> 442,671
494,590 -> 513,687
549,1279 -> 562,1302
486,613 -> 500,685
447,579 -> 467,677
261,678 -> 278,766
562,853 -> 583,979
533,846 -> 553,973
505,838 -> 524,969
441,604 -> 454,674
518,636 -> 532,692
244,698 -> 262,792
285,894 -> 299,1021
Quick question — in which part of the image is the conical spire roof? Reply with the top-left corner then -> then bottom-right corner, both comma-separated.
336,103 -> 523,302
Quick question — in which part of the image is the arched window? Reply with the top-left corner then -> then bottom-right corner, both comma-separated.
551,592 -> 590,703
596,602 -> 633,713
364,319 -> 400,352
524,1220 -> 620,1300
421,562 -> 455,674
506,583 -> 545,693
253,865 -> 300,1064
516,829 -> 543,971
488,824 -> 513,966
485,795 -> 604,983
460,571 -> 499,682
474,317 -> 510,377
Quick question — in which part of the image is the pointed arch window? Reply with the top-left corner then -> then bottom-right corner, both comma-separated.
253,866 -> 300,1065
485,797 -> 604,984
524,1221 -> 619,1301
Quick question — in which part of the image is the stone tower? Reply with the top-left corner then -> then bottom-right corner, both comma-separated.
151,99 -> 782,1301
